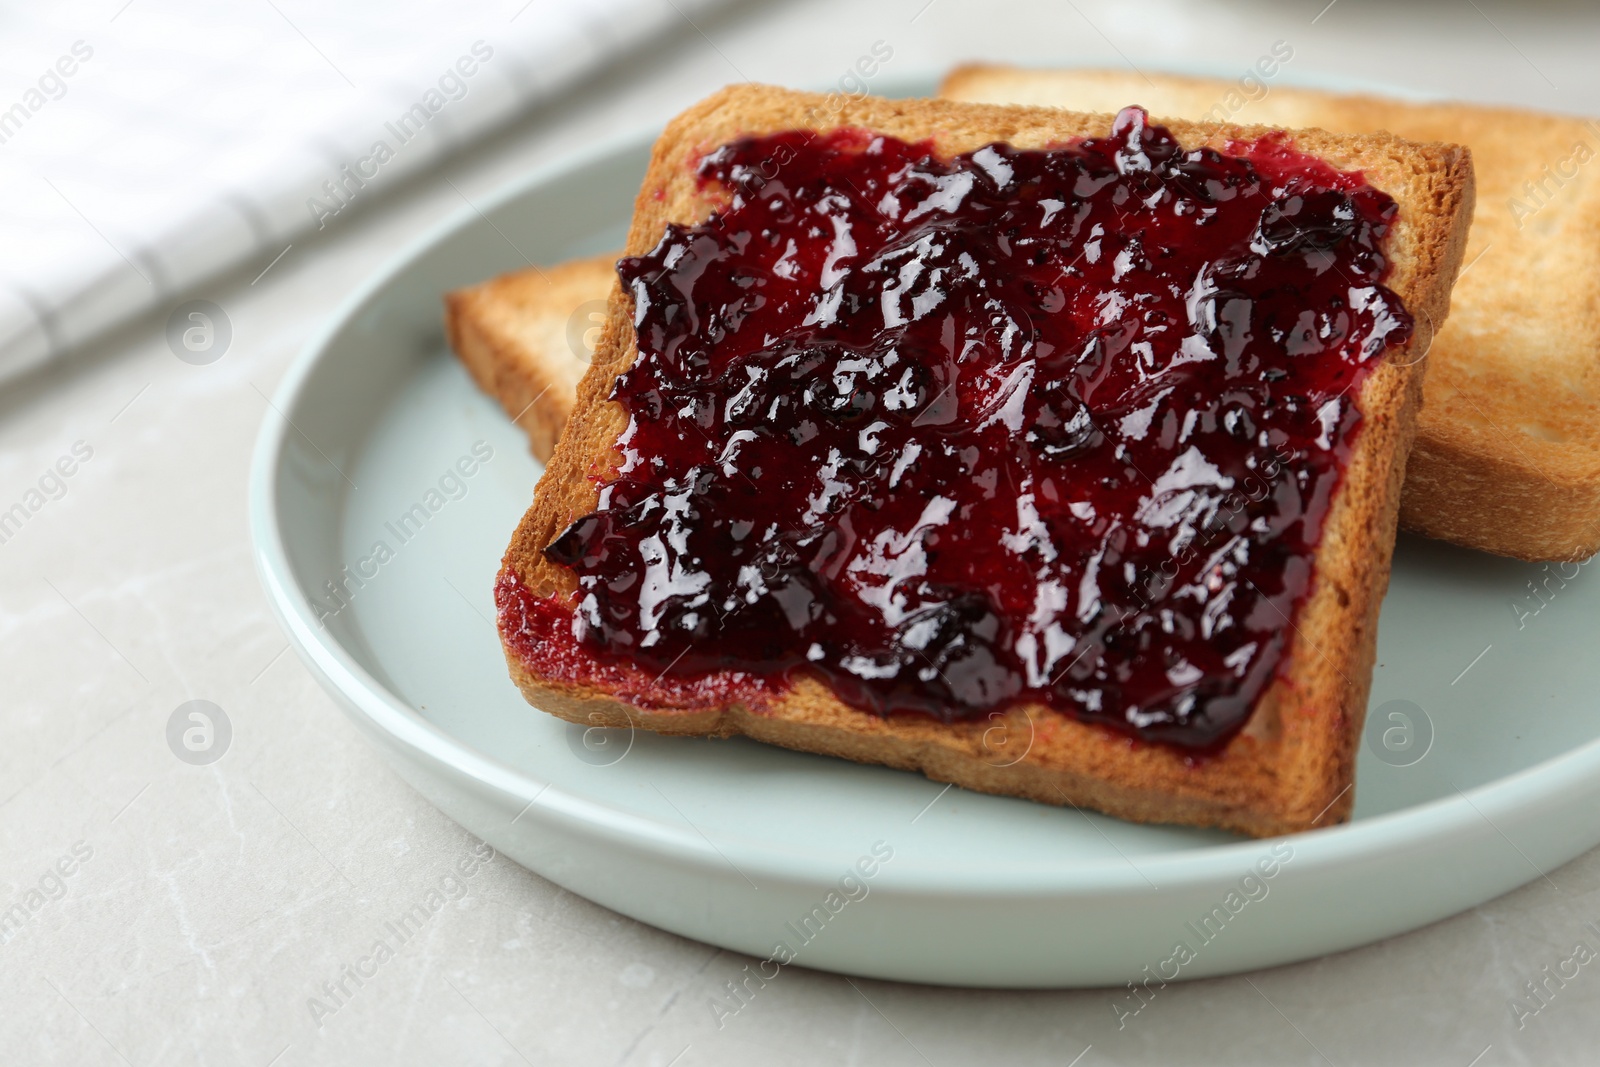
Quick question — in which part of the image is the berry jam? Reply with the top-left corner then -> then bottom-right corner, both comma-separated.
514,107 -> 1412,749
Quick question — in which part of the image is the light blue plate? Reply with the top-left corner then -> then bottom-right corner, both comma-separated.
249,76 -> 1600,987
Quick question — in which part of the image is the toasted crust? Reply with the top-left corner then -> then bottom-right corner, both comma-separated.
941,65 -> 1600,561
499,85 -> 1475,837
445,254 -> 619,462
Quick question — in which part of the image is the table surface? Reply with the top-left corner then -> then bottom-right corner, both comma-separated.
5,1 -> 1599,1063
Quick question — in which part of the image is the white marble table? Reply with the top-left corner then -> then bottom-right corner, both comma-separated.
5,0 -> 1599,1063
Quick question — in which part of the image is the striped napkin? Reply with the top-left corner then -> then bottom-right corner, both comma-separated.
0,0 -> 730,382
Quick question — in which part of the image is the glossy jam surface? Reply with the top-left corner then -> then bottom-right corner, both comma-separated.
522,108 -> 1412,749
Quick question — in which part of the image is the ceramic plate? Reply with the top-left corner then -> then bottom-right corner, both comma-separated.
250,76 -> 1600,987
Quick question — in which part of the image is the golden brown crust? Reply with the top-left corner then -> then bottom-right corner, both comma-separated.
445,254 -> 619,463
941,65 -> 1600,561
500,84 -> 1475,837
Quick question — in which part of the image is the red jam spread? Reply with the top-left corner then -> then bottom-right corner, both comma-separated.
501,106 -> 1412,750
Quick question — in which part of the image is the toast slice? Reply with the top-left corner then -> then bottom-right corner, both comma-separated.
942,65 -> 1600,562
445,254 -> 618,462
497,84 -> 1474,837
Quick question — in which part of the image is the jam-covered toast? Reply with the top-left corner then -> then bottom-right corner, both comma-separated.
496,85 -> 1473,837
942,65 -> 1600,562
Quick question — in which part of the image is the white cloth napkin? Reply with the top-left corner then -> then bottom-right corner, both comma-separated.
0,0 -> 730,382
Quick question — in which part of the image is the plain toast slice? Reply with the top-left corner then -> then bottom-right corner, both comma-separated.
498,84 -> 1474,837
942,64 -> 1600,561
445,254 -> 618,462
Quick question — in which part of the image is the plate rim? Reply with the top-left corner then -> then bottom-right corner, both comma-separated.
247,85 -> 1600,901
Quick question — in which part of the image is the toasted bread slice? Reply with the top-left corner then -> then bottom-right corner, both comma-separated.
445,254 -> 618,462
498,85 -> 1474,837
941,65 -> 1600,562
